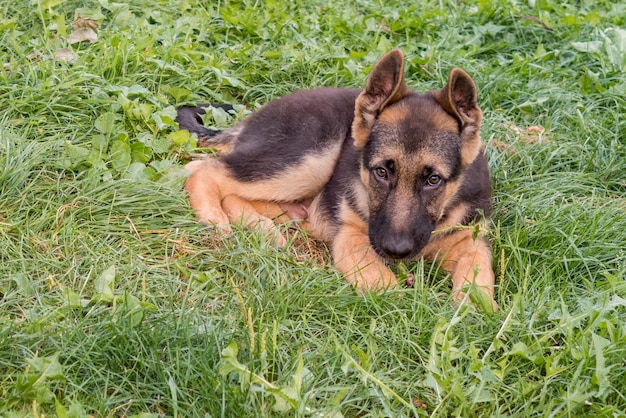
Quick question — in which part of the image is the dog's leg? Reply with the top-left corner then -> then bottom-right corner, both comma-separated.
425,229 -> 497,310
184,160 -> 232,232
332,223 -> 397,294
221,195 -> 290,246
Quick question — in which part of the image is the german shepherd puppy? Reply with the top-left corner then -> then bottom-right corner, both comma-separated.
178,49 -> 496,309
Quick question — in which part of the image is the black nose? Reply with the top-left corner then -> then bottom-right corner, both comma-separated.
381,233 -> 414,259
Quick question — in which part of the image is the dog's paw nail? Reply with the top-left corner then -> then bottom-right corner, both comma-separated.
274,234 -> 288,247
214,223 -> 232,234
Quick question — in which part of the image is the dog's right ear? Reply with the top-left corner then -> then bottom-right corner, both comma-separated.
352,49 -> 410,149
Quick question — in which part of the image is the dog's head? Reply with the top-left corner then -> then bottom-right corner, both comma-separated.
352,49 -> 484,260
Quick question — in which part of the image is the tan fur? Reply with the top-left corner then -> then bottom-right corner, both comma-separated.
184,159 -> 232,232
237,145 -> 343,201
435,177 -> 464,221
436,203 -> 471,230
299,197 -> 328,241
422,228 -> 496,310
241,146 -> 341,201
387,182 -> 415,232
460,125 -> 482,167
428,109 -> 462,133
331,200 -> 397,292
221,195 -> 288,246
184,143 -> 342,228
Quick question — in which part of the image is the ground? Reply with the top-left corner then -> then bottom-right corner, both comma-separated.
1,0 -> 625,416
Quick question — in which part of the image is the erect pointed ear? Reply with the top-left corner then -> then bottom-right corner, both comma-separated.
352,49 -> 411,149
434,67 -> 481,126
434,67 -> 483,165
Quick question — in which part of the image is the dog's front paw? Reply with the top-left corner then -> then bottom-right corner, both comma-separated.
350,264 -> 398,295
221,195 -> 288,247
195,210 -> 232,235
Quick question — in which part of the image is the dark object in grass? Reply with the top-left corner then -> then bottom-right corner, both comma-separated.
404,273 -> 415,288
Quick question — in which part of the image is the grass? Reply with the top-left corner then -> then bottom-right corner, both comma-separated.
1,0 -> 625,416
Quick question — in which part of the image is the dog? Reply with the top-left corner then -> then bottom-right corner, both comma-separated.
178,49 -> 497,309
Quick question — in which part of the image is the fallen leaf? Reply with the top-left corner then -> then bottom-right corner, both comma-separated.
69,27 -> 98,44
412,398 -> 428,409
71,13 -> 99,31
503,122 -> 548,145
54,48 -> 77,63
521,125 -> 546,144
492,139 -> 516,154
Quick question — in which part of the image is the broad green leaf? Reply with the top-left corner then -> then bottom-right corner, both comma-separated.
93,265 -> 115,302
218,342 -> 246,377
161,85 -> 190,102
151,135 -> 171,154
218,341 -> 252,388
55,399 -> 68,418
27,353 -> 65,381
376,36 -> 391,53
157,164 -> 189,187
65,142 -> 90,168
34,0 -> 63,11
94,112 -> 118,135
467,286 -> 496,314
135,103 -> 154,120
211,106 -> 230,127
16,373 -> 55,404
52,13 -> 66,36
0,19 -> 16,32
74,7 -> 106,20
199,105 -> 234,130
130,141 -> 152,163
152,105 -> 178,130
592,333 -> 611,398
120,293 -> 145,327
92,133 -> 109,152
110,140 -> 131,172
472,386 -> 495,403
127,84 -> 151,97
271,355 -> 308,412
571,41 -> 603,54
271,389 -> 294,412
222,75 -> 245,88
11,273 -> 35,297
168,129 -> 192,147
508,341 -> 537,362
63,288 -> 89,308
67,400 -> 88,417
124,162 -> 157,182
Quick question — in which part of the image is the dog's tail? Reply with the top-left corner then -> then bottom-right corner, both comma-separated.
176,104 -> 234,148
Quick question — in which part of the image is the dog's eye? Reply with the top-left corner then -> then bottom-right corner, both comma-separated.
427,174 -> 441,186
374,167 -> 388,180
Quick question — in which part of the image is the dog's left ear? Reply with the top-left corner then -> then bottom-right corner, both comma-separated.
353,49 -> 411,149
434,68 -> 483,166
435,68 -> 481,125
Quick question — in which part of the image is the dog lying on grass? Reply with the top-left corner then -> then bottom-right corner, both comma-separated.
178,49 -> 497,310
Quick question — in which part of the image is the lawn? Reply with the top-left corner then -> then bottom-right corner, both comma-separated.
1,0 -> 625,416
